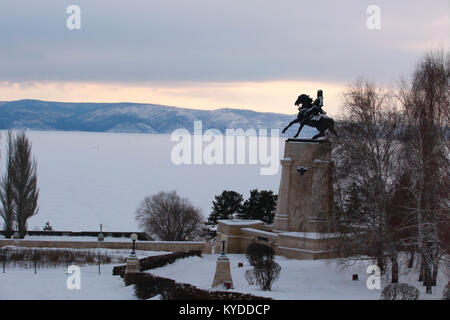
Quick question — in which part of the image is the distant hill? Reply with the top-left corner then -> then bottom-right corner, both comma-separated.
0,99 -> 317,136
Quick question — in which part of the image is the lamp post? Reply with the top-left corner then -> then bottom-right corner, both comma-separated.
125,233 -> 140,274
131,233 -> 137,256
220,234 -> 227,257
13,228 -> 20,246
212,234 -> 233,289
13,234 -> 19,246
98,224 -> 104,241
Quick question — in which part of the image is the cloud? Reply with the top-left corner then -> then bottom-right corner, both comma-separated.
0,0 -> 448,84
0,80 -> 345,116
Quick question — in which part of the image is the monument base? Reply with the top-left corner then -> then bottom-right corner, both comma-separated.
214,139 -> 340,260
125,254 -> 140,274
212,255 -> 233,288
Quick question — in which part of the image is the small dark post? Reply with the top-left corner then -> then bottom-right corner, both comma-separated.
33,250 -> 37,274
352,274 -> 358,281
2,249 -> 5,273
66,251 -> 69,270
98,251 -> 101,275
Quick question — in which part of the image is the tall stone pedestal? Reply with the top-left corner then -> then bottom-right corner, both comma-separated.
214,139 -> 340,260
273,139 -> 334,233
212,255 -> 233,288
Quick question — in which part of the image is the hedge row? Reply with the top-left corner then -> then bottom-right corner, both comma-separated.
124,272 -> 271,300
1,247 -> 123,269
112,250 -> 202,276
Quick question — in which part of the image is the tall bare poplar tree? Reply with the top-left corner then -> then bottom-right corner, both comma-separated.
0,132 -> 15,238
398,51 -> 449,294
11,131 -> 39,238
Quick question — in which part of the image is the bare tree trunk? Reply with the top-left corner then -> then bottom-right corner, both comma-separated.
431,242 -> 439,286
418,254 -> 424,282
431,261 -> 438,286
408,247 -> 415,269
377,245 -> 386,275
423,242 -> 433,294
424,266 -> 432,293
390,253 -> 399,283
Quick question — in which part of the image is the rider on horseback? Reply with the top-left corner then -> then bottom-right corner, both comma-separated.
283,89 -> 337,139
296,90 -> 326,124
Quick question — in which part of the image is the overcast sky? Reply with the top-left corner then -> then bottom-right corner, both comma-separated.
0,0 -> 448,114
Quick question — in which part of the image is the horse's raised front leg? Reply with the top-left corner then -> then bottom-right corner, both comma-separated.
293,123 -> 304,138
282,119 -> 299,134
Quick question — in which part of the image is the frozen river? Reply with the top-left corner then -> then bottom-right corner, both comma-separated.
0,131 -> 284,232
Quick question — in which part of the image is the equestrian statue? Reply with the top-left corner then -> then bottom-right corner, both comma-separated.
282,89 -> 337,139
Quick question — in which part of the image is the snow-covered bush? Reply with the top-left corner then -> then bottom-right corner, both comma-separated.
245,269 -> 256,285
245,260 -> 281,291
380,283 -> 419,300
245,243 -> 280,291
245,243 -> 275,267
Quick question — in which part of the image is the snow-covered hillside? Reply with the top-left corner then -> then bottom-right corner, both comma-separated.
0,99 -> 317,136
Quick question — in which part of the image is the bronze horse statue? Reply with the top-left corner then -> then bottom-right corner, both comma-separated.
282,94 -> 337,139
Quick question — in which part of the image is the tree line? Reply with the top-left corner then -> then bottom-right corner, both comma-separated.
135,189 -> 277,241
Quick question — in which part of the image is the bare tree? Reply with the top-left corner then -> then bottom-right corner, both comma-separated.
397,50 -> 450,294
244,243 -> 281,291
136,191 -> 204,241
333,79 -> 403,282
0,132 -> 15,238
11,131 -> 39,239
246,260 -> 281,291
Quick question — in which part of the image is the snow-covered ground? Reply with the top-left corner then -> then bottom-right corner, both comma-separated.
0,250 -> 169,300
0,252 -> 447,300
149,254 -> 448,300
0,264 -> 135,300
0,131 -> 284,232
